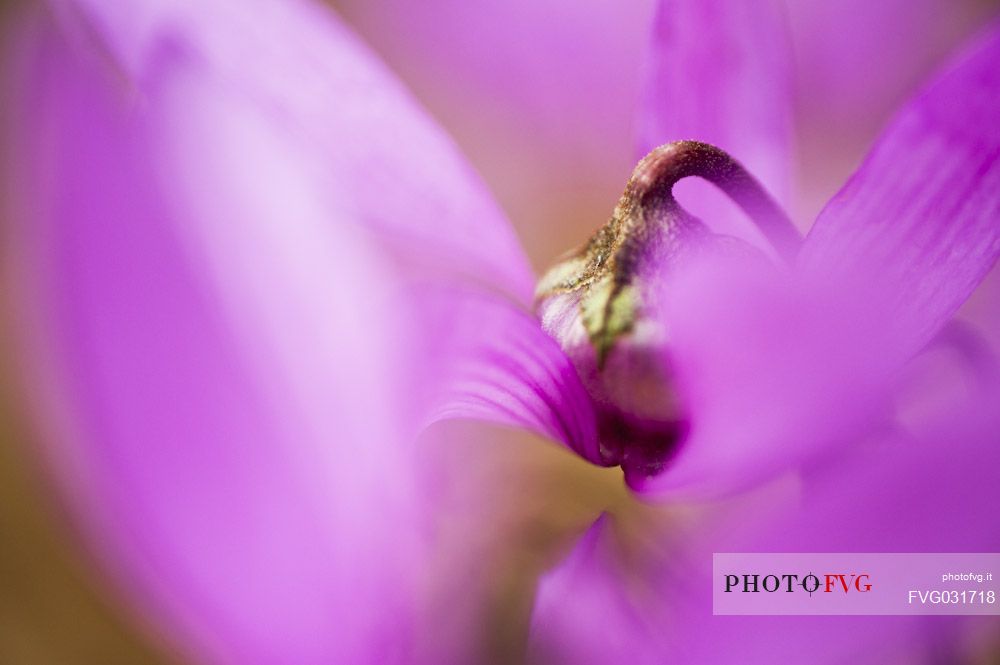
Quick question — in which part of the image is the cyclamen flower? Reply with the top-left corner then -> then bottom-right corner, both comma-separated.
2,1 -> 999,665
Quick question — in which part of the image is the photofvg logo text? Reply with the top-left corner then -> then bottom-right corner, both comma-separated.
713,553 -> 1000,616
723,572 -> 871,596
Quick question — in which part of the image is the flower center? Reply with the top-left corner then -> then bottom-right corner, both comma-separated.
535,141 -> 800,481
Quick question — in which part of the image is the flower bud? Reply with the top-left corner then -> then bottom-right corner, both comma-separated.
535,142 -> 798,481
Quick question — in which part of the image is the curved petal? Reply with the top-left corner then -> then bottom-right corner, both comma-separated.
6,8 -> 419,664
800,22 -> 1000,362
47,0 -> 593,449
638,0 -> 795,245
56,0 -> 533,296
528,516 -> 661,665
2,0 -> 592,661
632,254 -> 893,496
421,286 -> 599,463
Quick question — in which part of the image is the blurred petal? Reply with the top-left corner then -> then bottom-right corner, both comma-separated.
51,0 -> 594,449
801,23 -> 1000,362
331,0 -> 657,265
2,0 -> 592,661
6,7 -> 419,664
787,0 -> 999,139
528,516 -> 660,665
531,379 -> 1000,664
57,0 -> 533,297
668,378 -> 1000,663
788,0 -> 1000,223
638,0 -> 794,245
630,254 -> 891,496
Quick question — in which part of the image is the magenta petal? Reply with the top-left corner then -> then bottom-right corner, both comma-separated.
800,23 -> 1000,360
420,286 -> 600,463
529,517 -> 662,665
333,0 -> 657,263
636,23 -> 1000,497
788,0 -> 997,134
51,0 -> 594,451
58,0 -> 535,298
639,0 -> 794,243
698,389 -> 1000,661
2,0 -> 589,661
6,9 -> 423,664
23,0 -> 596,445
632,254 -> 893,496
530,385 -> 1000,664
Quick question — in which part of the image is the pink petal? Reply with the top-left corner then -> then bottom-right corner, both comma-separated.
800,22 -> 1000,362
631,254 -> 893,495
530,379 -> 1000,663
742,0 -> 993,224
58,0 -> 534,299
633,23 -> 1000,496
421,286 -> 599,463
788,0 -> 998,129
332,0 -> 658,264
2,0 -> 591,660
638,0 -> 795,246
50,0 -> 596,450
7,16 -> 417,665
528,517 -> 661,665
